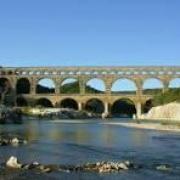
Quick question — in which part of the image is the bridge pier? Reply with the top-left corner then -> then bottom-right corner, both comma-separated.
104,102 -> 109,114
163,80 -> 169,93
78,102 -> 82,111
136,102 -> 142,119
101,102 -> 109,119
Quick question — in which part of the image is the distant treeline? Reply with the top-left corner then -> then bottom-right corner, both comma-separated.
36,81 -> 164,94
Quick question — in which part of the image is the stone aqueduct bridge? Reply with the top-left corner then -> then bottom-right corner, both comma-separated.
0,66 -> 180,118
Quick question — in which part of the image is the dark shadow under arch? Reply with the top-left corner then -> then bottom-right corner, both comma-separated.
36,98 -> 53,107
16,78 -> 30,94
111,98 -> 136,118
60,98 -> 78,110
85,98 -> 104,114
16,97 -> 28,107
143,99 -> 153,113
0,78 -> 11,94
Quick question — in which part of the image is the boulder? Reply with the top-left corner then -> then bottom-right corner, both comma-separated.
6,156 -> 22,169
156,164 -> 172,171
140,102 -> 180,120
0,136 -> 27,146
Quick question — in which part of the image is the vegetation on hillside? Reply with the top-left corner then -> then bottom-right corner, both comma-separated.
153,88 -> 180,106
60,81 -> 103,93
36,84 -> 55,93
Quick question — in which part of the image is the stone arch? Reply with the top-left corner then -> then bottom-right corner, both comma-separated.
143,99 -> 153,113
60,98 -> 78,110
143,78 -> 164,94
36,78 -> 55,94
169,78 -> 180,89
16,78 -> 30,94
16,97 -> 28,107
0,77 -> 12,104
85,98 -> 104,114
60,78 -> 80,94
111,78 -> 137,94
111,98 -> 136,118
0,77 -> 12,93
36,98 -> 53,107
85,78 -> 106,93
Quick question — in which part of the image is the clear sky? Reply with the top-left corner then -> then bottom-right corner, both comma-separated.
0,0 -> 180,67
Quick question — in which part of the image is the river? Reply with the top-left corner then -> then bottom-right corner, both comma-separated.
0,118 -> 180,180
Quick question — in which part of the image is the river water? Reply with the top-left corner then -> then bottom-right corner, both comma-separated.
0,118 -> 180,180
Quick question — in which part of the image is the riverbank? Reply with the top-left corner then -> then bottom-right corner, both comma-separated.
102,121 -> 180,132
21,107 -> 102,119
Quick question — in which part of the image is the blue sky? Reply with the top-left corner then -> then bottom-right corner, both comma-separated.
0,0 -> 180,67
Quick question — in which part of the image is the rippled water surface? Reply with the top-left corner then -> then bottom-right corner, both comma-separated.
0,118 -> 180,180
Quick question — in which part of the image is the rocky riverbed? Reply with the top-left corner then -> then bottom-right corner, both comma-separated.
1,156 -> 174,175
4,156 -> 138,173
0,135 -> 27,146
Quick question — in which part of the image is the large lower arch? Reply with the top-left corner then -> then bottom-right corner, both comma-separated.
35,98 -> 53,107
16,97 -> 28,107
85,98 -> 104,114
36,78 -> 55,94
0,78 -> 12,105
60,78 -> 80,94
85,78 -> 105,94
111,78 -> 137,94
111,98 -> 136,118
16,78 -> 30,94
143,78 -> 163,94
60,98 -> 78,110
0,78 -> 11,93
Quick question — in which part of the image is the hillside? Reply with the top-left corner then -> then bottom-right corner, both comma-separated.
37,81 -> 167,95
153,88 -> 180,106
60,81 -> 103,94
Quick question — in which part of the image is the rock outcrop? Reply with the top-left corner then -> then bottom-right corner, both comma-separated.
0,135 -> 27,146
140,102 -> 180,120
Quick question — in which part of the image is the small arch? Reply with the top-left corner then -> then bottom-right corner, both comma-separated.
169,78 -> 180,89
143,99 -> 153,113
16,97 -> 28,107
85,78 -> 105,93
36,78 -> 55,94
60,78 -> 80,94
111,98 -> 136,118
143,78 -> 163,94
16,78 -> 30,94
111,78 -> 137,94
60,98 -> 78,110
36,98 -> 53,107
85,98 -> 104,114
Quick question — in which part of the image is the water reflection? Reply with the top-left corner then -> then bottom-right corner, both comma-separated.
1,119 -> 180,180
